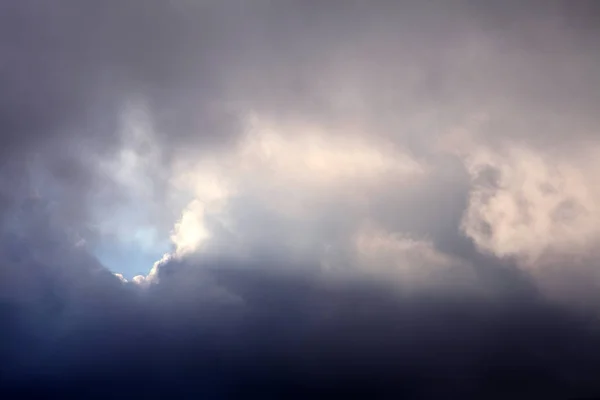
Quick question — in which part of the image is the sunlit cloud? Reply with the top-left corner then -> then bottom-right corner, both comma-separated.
148,112 -> 429,274
448,129 -> 600,268
5,2 -> 600,395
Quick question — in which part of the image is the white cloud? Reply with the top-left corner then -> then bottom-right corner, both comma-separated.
239,114 -> 425,185
170,199 -> 212,257
454,136 -> 600,267
157,113 -> 428,265
130,253 -> 172,285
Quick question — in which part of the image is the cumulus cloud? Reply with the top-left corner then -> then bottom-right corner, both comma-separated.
460,143 -> 600,264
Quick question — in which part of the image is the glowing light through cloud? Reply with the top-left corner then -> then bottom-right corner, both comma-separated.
133,112 -> 430,281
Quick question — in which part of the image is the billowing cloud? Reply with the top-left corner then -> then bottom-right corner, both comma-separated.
3,0 -> 600,397
157,112 -> 426,263
461,142 -> 600,265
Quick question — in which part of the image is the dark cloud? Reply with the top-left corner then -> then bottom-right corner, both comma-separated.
4,0 -> 597,162
3,1 -> 600,398
2,252 -> 600,398
0,191 -> 595,398
1,0 -> 598,220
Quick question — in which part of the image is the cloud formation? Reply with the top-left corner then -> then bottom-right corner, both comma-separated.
2,0 -> 600,397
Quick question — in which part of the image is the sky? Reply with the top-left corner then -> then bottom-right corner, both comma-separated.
2,0 -> 600,397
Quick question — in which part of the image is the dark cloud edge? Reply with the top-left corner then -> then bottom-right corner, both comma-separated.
2,250 -> 600,399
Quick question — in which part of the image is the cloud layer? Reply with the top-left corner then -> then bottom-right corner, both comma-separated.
2,0 -> 600,397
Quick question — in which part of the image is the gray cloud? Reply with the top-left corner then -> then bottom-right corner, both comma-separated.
2,248 -> 600,398
2,1 -> 600,396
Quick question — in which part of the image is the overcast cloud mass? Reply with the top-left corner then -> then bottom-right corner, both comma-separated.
2,1 -> 600,397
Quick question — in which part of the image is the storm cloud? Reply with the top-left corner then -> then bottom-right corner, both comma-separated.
2,0 -> 600,397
